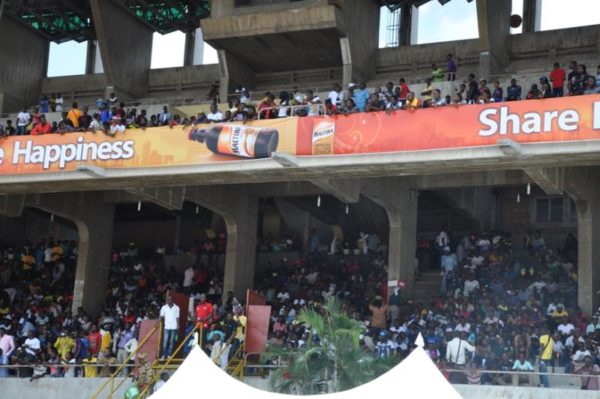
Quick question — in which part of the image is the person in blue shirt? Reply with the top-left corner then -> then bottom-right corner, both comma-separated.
492,81 -> 503,103
353,82 -> 370,112
39,96 -> 49,113
506,79 -> 522,101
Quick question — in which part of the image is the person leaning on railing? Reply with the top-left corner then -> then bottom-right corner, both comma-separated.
574,355 -> 600,390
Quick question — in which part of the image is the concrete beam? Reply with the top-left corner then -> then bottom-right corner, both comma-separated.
363,177 -> 418,297
415,170 -> 527,189
90,0 -> 153,98
0,16 -> 48,112
310,178 -> 362,204
123,187 -> 186,211
186,186 -> 258,300
522,0 -> 542,33
564,167 -> 600,315
0,194 -> 24,217
341,0 -> 378,82
25,192 -> 114,316
476,0 -> 511,77
523,167 -> 565,195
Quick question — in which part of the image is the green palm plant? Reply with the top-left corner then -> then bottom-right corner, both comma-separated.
262,297 -> 398,395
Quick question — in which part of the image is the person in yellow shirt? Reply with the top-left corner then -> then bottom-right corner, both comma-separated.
66,102 -> 83,128
552,304 -> 569,321
83,354 -> 98,377
100,326 -> 112,354
54,331 -> 75,360
403,92 -> 422,111
52,243 -> 64,263
539,326 -> 554,388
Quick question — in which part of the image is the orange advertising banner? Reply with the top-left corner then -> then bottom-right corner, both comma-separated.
296,94 -> 600,155
0,118 -> 298,175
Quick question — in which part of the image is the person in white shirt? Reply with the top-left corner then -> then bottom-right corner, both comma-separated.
446,332 -> 475,366
557,320 -> 575,336
55,94 -> 64,112
463,276 -> 480,298
159,296 -> 180,360
206,103 -> 223,122
16,108 -> 31,135
328,83 -> 344,107
431,89 -> 447,107
23,331 -> 41,360
153,372 -> 169,393
183,266 -> 195,295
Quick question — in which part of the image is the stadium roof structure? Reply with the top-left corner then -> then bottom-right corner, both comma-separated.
2,0 -> 211,43
379,0 -> 474,11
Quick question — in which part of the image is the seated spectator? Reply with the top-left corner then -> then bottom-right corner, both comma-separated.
29,115 -> 52,136
258,93 -> 276,119
56,120 -> 75,134
526,84 -> 541,100
328,83 -> 344,108
386,95 -> 402,111
109,118 -> 126,136
340,98 -> 359,114
431,89 -> 446,107
78,106 -> 92,131
511,352 -> 534,386
207,103 -> 223,123
506,79 -> 522,101
403,92 -> 421,110
3,120 -> 15,136
135,110 -> 149,128
305,90 -> 322,116
570,64 -> 588,96
231,102 -> 248,122
574,356 -> 600,391
539,79 -> 553,99
324,99 -> 337,116
584,76 -> 600,95
382,82 -> 395,105
365,93 -> 385,112
450,94 -> 466,106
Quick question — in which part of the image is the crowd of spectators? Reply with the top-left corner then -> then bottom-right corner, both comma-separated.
2,59 -> 599,137
1,224 -> 599,390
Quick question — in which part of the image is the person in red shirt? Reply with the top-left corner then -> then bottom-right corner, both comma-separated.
29,115 -> 53,135
549,62 -> 566,98
397,78 -> 410,102
194,294 -> 214,329
258,94 -> 276,119
324,99 -> 337,115
87,326 -> 102,355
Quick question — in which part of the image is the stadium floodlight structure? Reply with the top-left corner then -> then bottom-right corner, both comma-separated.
2,0 -> 211,43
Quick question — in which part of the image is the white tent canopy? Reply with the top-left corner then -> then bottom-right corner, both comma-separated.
149,333 -> 462,398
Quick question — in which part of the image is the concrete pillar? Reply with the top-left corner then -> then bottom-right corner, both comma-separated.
184,28 -> 205,66
0,15 -> 48,113
94,42 -> 104,74
85,40 -> 97,75
218,50 -> 256,103
565,167 -> 600,316
522,0 -> 542,33
476,0 -> 511,77
364,180 -> 418,297
399,5 -> 418,46
25,192 -> 114,316
341,0 -> 379,83
187,187 -> 258,300
90,0 -> 153,98
302,212 -> 312,256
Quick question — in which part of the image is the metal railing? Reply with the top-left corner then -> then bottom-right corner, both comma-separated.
137,323 -> 204,398
91,320 -> 162,399
257,104 -> 326,119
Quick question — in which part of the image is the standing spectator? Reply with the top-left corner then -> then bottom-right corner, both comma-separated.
447,54 -> 457,81
340,98 -> 358,114
67,102 -> 83,128
160,296 -> 180,360
421,78 -> 433,107
567,60 -> 578,95
108,92 -> 118,107
78,106 -> 92,131
526,84 -> 541,100
353,82 -> 370,113
194,294 -> 215,331
506,79 -> 522,101
49,94 -> 57,112
328,83 -> 344,107
22,331 -> 41,361
29,115 -> 52,136
258,93 -> 276,119
467,74 -> 479,104
135,110 -> 149,128
55,94 -> 64,112
446,331 -> 475,381
492,81 -> 503,103
3,120 -> 15,136
159,106 -> 172,125
40,96 -> 49,113
0,328 -> 15,360
571,64 -> 588,96
549,62 -> 566,97
398,78 -> 410,102
16,107 -> 30,135
432,64 -> 444,82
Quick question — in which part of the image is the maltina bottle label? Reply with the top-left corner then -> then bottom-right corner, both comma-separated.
311,121 -> 335,155
217,125 -> 256,158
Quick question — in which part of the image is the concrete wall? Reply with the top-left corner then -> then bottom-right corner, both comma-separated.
0,377 -> 129,399
210,0 -> 331,18
0,17 -> 48,113
342,0 -> 380,81
90,0 -> 153,98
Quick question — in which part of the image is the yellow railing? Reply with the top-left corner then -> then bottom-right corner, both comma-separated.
91,320 -> 162,399
138,323 -> 204,398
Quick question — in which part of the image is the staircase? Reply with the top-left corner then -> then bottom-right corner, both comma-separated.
412,271 -> 442,306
